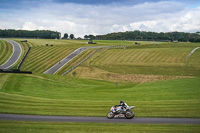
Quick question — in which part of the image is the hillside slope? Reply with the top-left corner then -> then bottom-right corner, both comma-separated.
67,43 -> 200,82
0,40 -> 13,66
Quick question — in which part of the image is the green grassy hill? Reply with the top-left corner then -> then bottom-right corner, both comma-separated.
1,40 -> 200,118
1,39 -> 200,132
0,73 -> 200,118
66,42 -> 200,82
89,44 -> 200,75
14,39 -> 134,74
14,39 -> 134,47
19,46 -> 76,73
17,39 -> 200,76
0,40 -> 13,65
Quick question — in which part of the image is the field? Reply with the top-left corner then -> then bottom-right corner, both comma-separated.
0,39 -> 200,132
14,39 -> 134,47
68,42 -> 200,83
86,43 -> 200,76
0,40 -> 13,65
12,39 -> 134,73
13,39 -> 200,77
0,73 -> 200,118
1,121 -> 200,133
19,46 -> 76,73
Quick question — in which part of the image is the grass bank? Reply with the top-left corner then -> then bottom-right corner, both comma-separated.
0,73 -> 199,118
19,46 -> 76,73
0,121 -> 200,133
0,40 -> 13,65
80,43 -> 200,76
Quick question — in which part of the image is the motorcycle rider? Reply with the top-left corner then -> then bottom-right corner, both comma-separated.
114,100 -> 128,112
120,100 -> 128,110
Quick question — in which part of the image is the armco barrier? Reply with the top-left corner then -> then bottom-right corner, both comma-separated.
17,47 -> 31,69
0,69 -> 32,74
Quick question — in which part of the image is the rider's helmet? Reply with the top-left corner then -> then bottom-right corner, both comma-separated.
120,100 -> 124,105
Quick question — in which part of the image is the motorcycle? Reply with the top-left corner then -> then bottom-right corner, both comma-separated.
107,105 -> 135,119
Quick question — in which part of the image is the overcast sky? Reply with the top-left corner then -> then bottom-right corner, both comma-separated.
0,0 -> 200,37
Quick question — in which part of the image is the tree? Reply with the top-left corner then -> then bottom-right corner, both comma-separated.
51,33 -> 58,39
88,35 -> 95,39
77,37 -> 82,40
84,35 -> 89,39
70,34 -> 74,39
64,33 -> 68,39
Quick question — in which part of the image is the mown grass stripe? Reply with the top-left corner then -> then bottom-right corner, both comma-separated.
21,47 -> 75,72
20,50 -> 52,71
145,51 -> 160,64
32,47 -> 73,66
26,47 -> 63,66
0,40 -> 13,65
123,50 -> 134,63
86,45 -> 200,76
0,41 -> 6,64
147,50 -> 161,64
0,40 -> 5,53
25,47 -> 52,61
5,42 -> 13,61
129,50 -> 141,63
97,48 -> 191,66
123,50 -> 140,64
22,47 -> 59,69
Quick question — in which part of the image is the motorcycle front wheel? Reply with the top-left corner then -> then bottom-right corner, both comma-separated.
125,111 -> 134,119
107,112 -> 114,119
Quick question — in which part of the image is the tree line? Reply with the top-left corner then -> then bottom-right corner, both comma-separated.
1,29 -> 199,42
85,31 -> 200,42
0,29 -> 61,39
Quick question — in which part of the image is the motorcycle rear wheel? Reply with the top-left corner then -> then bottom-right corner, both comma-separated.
107,112 -> 115,119
125,111 -> 134,119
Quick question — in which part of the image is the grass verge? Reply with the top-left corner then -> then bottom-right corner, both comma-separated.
0,40 -> 13,65
0,73 -> 199,118
0,121 -> 200,133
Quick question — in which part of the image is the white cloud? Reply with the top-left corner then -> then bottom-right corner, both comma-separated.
130,21 -> 157,31
129,6 -> 200,32
22,21 -> 45,30
0,1 -> 200,37
112,24 -> 120,29
176,7 -> 200,31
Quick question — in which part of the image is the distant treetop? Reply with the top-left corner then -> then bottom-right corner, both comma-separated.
85,30 -> 200,42
0,29 -> 61,39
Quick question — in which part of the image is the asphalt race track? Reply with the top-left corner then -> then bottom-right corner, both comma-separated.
44,46 -> 105,74
0,40 -> 22,69
0,114 -> 200,124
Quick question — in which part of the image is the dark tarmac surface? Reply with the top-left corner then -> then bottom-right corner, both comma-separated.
0,40 -> 22,69
44,46 -> 105,74
0,114 -> 200,124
